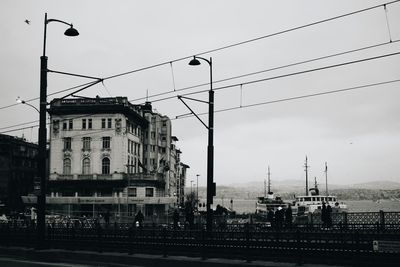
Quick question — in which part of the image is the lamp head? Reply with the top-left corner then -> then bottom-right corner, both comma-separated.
16,97 -> 24,104
64,26 -> 79,37
188,57 -> 201,66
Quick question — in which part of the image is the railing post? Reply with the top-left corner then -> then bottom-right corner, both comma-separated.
97,222 -> 103,253
128,226 -> 135,255
245,223 -> 251,263
354,230 -> 360,254
296,229 -> 303,265
201,228 -> 207,260
379,210 -> 385,231
163,226 -> 167,257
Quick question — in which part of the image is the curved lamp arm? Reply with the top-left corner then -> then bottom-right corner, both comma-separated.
16,97 -> 40,113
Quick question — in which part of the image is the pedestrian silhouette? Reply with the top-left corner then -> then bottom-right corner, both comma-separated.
173,209 -> 180,229
285,204 -> 293,228
134,210 -> 144,228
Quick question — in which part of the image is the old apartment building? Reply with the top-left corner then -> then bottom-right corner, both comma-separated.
45,97 -> 188,219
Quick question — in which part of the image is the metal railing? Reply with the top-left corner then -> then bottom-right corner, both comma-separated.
1,221 -> 399,265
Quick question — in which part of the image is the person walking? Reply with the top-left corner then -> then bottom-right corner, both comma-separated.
326,204 -> 333,228
321,203 -> 327,228
285,204 -> 293,228
173,209 -> 180,229
135,210 -> 144,228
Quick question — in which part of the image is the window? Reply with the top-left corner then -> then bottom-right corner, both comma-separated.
151,145 -> 156,152
82,119 -> 86,129
102,158 -> 110,174
82,137 -> 91,150
101,118 -> 106,129
162,120 -> 167,126
128,140 -> 131,153
151,131 -> 155,139
102,137 -> 110,149
128,187 -> 137,197
82,158 -> 90,174
107,118 -> 112,128
88,119 -> 92,129
69,119 -> 73,130
63,137 -> 72,150
145,187 -> 154,197
63,122 -> 67,130
63,158 -> 71,174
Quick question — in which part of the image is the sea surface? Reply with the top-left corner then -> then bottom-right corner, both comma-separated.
210,198 -> 400,214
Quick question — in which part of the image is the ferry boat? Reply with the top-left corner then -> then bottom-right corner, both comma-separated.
255,166 -> 289,214
292,159 -> 347,216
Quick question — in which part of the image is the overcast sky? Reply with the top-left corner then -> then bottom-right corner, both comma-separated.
1,0 -> 400,187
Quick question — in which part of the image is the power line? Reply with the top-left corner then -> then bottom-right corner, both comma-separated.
2,1 -> 398,111
173,79 -> 400,120
0,80 -> 97,111
150,50 -> 400,103
3,78 -> 399,135
3,49 -> 399,134
102,1 -> 399,82
129,39 -> 400,103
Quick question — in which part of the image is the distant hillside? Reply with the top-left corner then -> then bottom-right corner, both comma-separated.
347,181 -> 400,190
192,180 -> 400,201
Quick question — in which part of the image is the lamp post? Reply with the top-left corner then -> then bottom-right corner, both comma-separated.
37,13 -> 79,248
188,56 -> 214,232
16,97 -> 40,113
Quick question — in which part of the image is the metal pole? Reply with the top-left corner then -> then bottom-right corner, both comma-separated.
196,174 -> 199,209
37,13 -> 48,248
206,57 -> 214,232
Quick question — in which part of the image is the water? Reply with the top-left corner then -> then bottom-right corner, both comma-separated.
211,198 -> 400,214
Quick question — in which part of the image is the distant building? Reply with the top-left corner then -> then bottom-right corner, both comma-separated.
43,97 -> 188,220
0,134 -> 38,213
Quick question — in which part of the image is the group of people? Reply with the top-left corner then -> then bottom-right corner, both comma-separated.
321,202 -> 333,228
266,205 -> 293,228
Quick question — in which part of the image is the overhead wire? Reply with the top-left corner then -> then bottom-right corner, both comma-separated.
149,50 -> 400,103
2,1 -> 400,133
129,39 -> 400,103
1,1 -> 398,111
173,79 -> 400,120
3,77 -> 400,134
101,0 -> 400,83
2,48 -> 400,134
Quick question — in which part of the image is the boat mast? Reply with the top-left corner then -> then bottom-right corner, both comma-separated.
264,177 -> 266,198
268,165 -> 272,194
325,162 -> 328,196
304,156 -> 309,196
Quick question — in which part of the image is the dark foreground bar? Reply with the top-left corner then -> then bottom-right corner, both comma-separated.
1,222 -> 399,266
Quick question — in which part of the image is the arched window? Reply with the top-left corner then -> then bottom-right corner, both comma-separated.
63,158 -> 71,175
82,158 -> 90,174
102,157 -> 110,174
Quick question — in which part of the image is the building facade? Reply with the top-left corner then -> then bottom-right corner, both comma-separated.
0,134 -> 38,213
45,97 -> 188,220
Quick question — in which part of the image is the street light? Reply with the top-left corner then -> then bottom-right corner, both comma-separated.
16,97 -> 40,113
37,13 -> 79,249
188,56 -> 215,232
